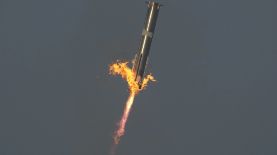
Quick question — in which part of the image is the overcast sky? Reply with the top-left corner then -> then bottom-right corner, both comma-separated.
0,0 -> 276,155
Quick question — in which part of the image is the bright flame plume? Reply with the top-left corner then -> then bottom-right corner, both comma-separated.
109,60 -> 155,154
113,92 -> 135,145
109,61 -> 155,94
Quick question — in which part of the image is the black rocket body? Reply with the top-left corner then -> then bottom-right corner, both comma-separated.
132,1 -> 161,88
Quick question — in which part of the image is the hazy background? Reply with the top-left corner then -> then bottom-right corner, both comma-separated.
0,0 -> 276,154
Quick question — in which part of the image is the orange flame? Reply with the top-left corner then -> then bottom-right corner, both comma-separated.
109,61 -> 155,94
109,60 -> 155,146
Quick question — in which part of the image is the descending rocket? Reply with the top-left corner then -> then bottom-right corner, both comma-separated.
132,1 -> 161,89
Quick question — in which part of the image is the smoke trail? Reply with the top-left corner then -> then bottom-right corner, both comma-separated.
113,92 -> 135,144
110,92 -> 136,155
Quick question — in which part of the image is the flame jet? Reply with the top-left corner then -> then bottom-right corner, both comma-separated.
132,1 -> 161,89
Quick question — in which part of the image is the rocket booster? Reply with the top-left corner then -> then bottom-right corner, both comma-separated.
132,1 -> 161,89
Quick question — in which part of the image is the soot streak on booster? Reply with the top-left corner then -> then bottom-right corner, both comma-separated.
132,1 -> 161,89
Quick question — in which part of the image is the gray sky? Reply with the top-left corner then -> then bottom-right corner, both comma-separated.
0,0 -> 276,155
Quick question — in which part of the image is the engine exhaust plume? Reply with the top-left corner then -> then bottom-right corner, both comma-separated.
109,61 -> 155,154
113,91 -> 135,145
